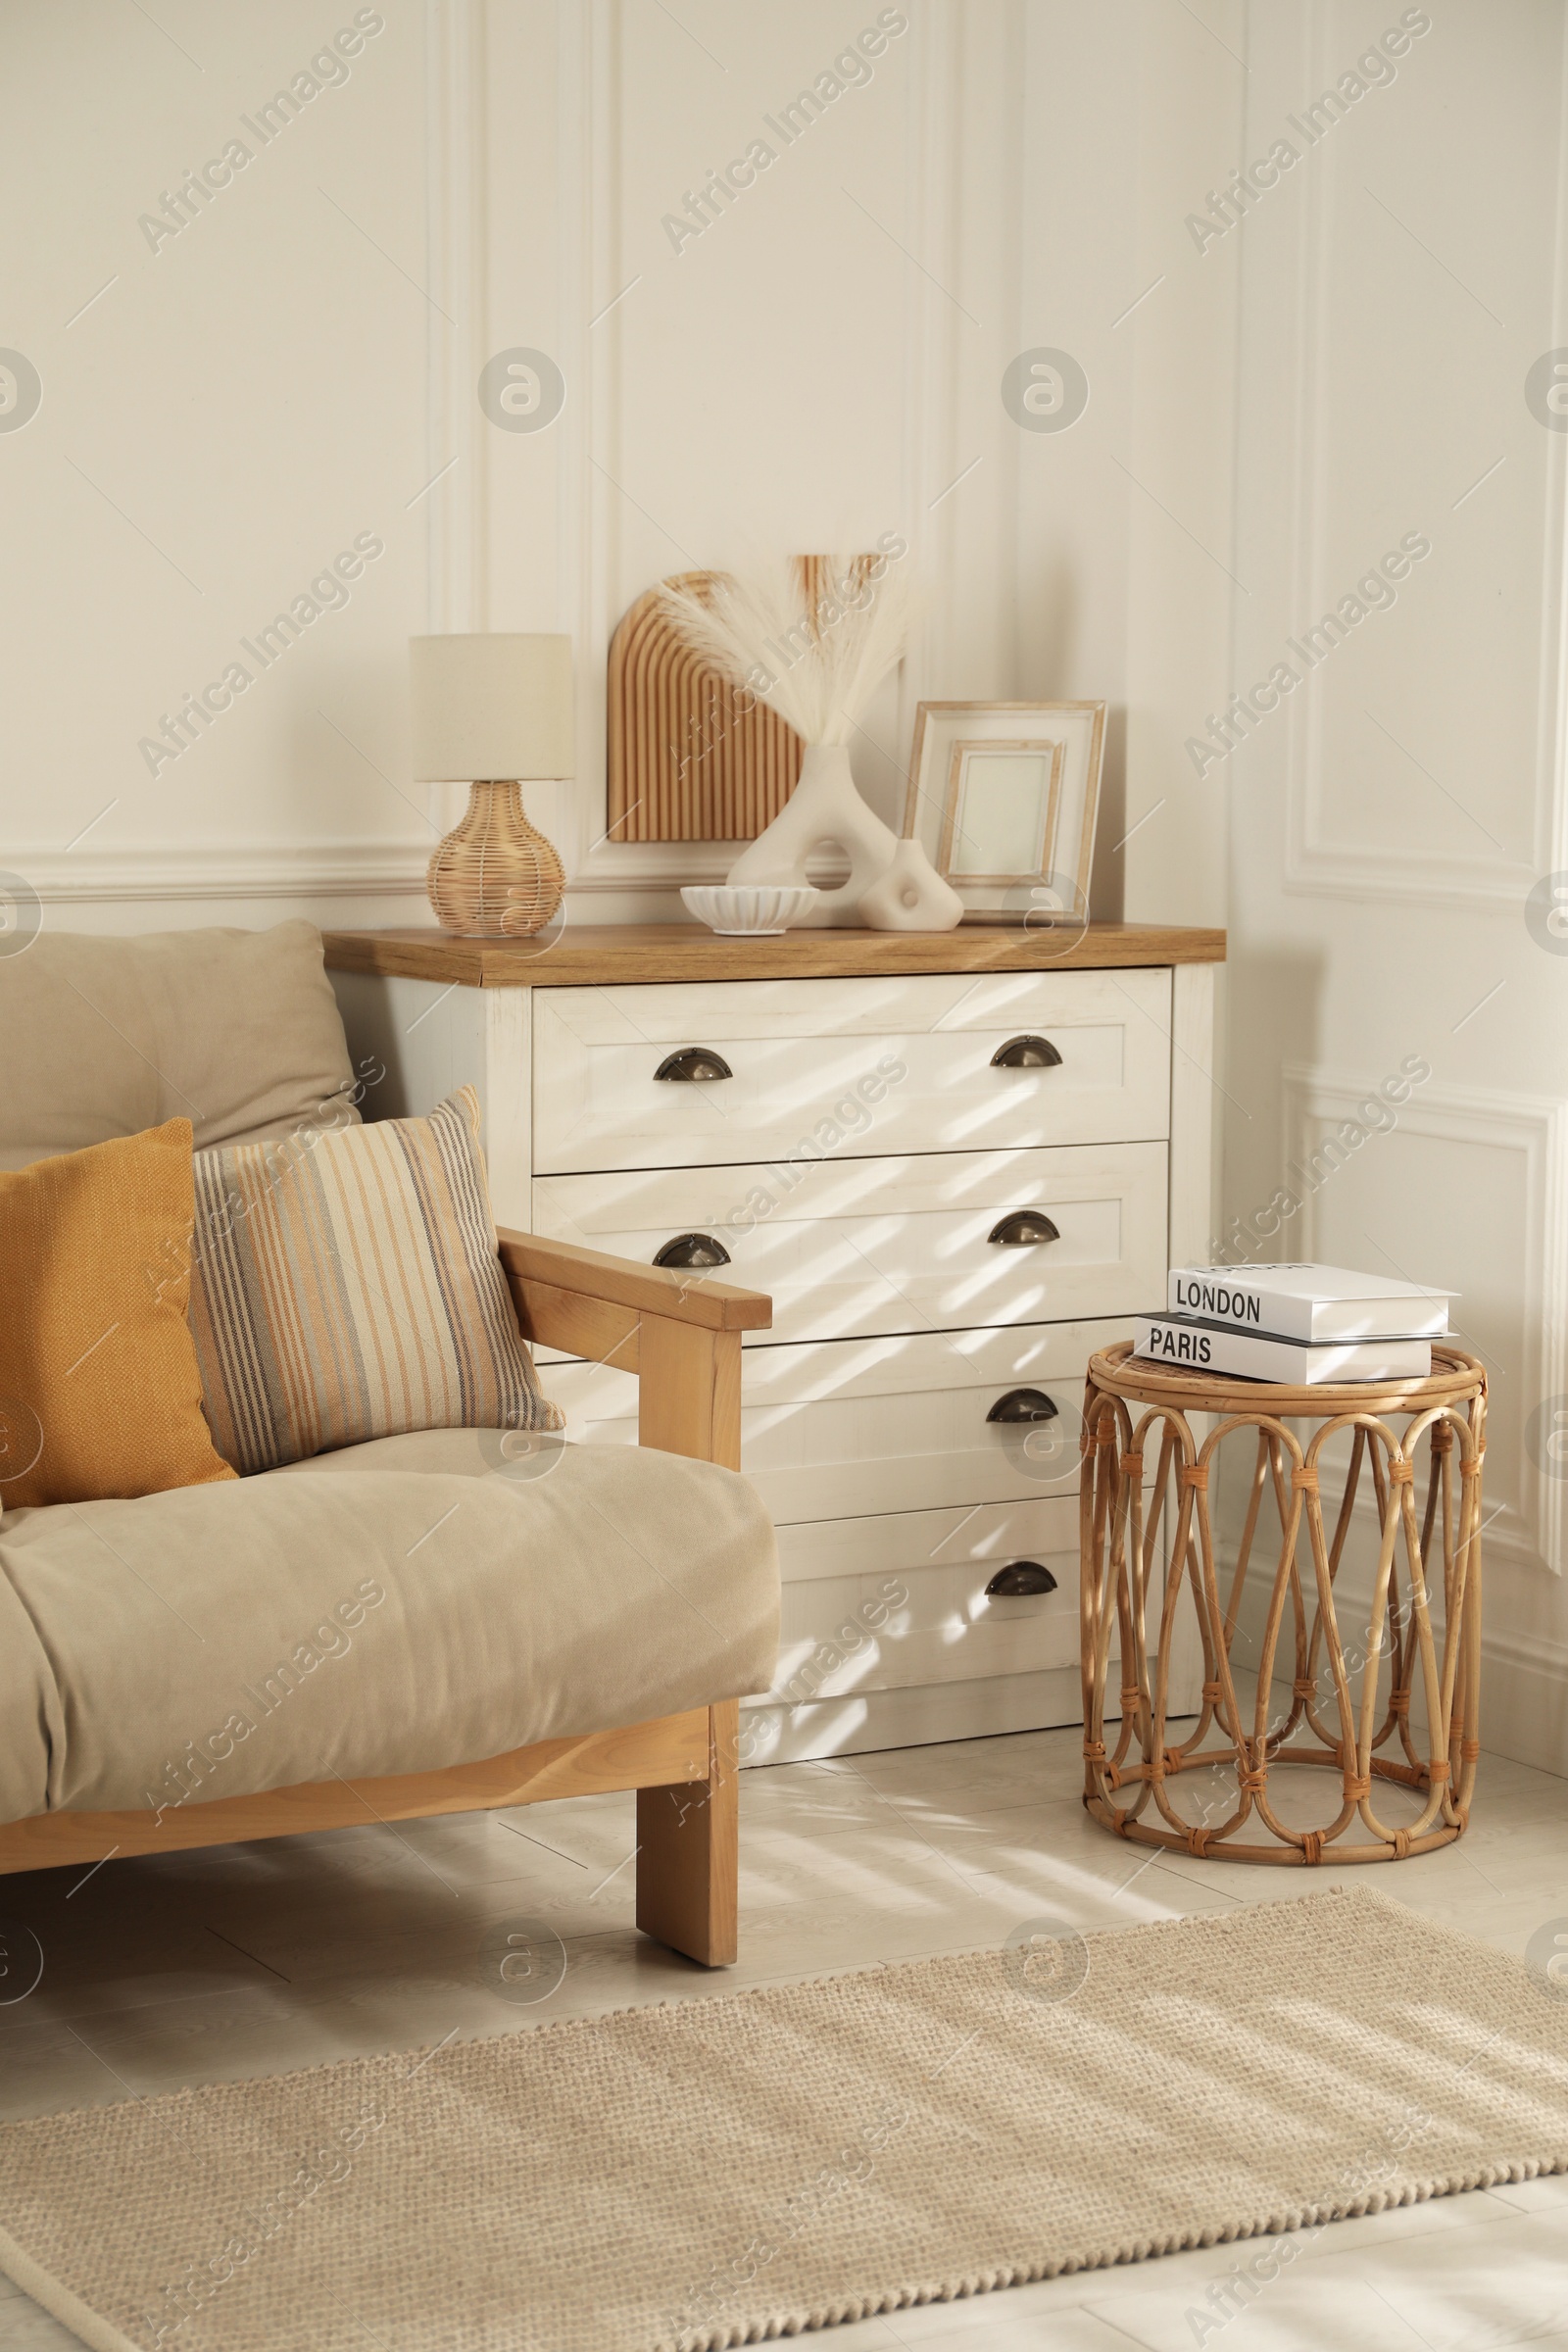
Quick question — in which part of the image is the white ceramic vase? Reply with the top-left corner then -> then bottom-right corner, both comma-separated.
725,743 -> 898,928
857,837 -> 964,932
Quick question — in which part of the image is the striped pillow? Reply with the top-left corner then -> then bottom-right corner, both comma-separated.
188,1088 -> 562,1475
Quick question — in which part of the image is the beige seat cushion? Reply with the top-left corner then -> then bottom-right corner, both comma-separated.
0,920 -> 360,1158
0,1435 -> 778,1820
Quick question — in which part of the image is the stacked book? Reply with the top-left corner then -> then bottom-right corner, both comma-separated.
1133,1263 -> 1452,1384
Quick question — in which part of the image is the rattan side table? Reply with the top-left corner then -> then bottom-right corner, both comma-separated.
1078,1341 -> 1487,1866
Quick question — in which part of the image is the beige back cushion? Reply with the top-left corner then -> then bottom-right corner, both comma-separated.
0,921 -> 359,1160
188,1087 -> 561,1476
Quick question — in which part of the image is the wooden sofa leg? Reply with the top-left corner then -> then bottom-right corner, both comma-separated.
635,1699 -> 739,1967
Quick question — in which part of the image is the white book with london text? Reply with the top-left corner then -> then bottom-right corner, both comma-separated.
1166,1263 -> 1452,1344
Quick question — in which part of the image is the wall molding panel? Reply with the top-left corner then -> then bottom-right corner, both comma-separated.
425,0 -> 486,643
1282,1060 -> 1568,1582
549,0 -> 978,898
895,0 -> 964,735
1240,1067 -> 1568,1774
552,0 -> 750,901
1263,10 -> 1565,911
1541,18 -> 1568,889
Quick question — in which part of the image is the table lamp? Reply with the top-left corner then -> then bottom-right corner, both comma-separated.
410,633 -> 574,936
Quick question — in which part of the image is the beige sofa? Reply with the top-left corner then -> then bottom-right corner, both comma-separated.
0,922 -> 778,1965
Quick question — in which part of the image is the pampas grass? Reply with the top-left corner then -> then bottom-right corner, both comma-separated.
657,554 -> 915,746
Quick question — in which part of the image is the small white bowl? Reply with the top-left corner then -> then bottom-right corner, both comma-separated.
681,885 -> 820,936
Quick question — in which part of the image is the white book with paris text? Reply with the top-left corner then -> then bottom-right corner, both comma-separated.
1166,1263 -> 1452,1344
1135,1315 -> 1432,1384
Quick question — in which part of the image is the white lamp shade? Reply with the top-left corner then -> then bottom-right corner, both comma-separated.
408,633 -> 574,782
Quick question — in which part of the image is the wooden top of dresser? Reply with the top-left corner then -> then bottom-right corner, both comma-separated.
321,922 -> 1227,989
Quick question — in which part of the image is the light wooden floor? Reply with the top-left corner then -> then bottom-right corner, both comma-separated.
3,1725 -> 1568,2350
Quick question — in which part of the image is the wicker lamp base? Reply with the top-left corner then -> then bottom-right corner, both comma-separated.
426,780 -> 565,938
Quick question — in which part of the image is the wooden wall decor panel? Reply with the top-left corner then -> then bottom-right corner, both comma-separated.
607,572 -> 805,843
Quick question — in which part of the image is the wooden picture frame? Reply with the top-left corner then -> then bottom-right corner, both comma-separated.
906,701 -> 1106,920
937,738 -> 1067,886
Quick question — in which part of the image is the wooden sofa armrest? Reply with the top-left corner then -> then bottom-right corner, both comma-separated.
498,1230 -> 771,1333
497,1227 -> 771,1474
499,1227 -> 768,1964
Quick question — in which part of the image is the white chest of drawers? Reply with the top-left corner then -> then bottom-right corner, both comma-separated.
326,924 -> 1224,1766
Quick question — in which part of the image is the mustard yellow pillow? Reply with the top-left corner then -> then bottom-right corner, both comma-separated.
0,1118 -> 237,1510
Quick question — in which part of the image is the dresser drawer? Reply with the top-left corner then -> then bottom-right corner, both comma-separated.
531,970 -> 1171,1174
774,1495 -> 1082,1589
540,1317 -> 1127,1523
768,1501 -> 1084,1701
533,1143 -> 1166,1347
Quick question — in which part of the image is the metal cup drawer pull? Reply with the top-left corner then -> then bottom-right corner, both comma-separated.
654,1047 -> 733,1082
991,1035 -> 1062,1069
653,1232 -> 732,1269
984,1560 -> 1059,1598
987,1209 -> 1060,1247
986,1387 -> 1058,1425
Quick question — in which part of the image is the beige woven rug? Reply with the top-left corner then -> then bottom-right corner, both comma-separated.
4,1886 -> 1568,2352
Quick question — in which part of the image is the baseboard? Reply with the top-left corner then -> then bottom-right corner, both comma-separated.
1478,1624 -> 1568,1778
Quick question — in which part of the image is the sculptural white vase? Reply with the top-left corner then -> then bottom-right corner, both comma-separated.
857,836 -> 964,932
725,743 -> 898,928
